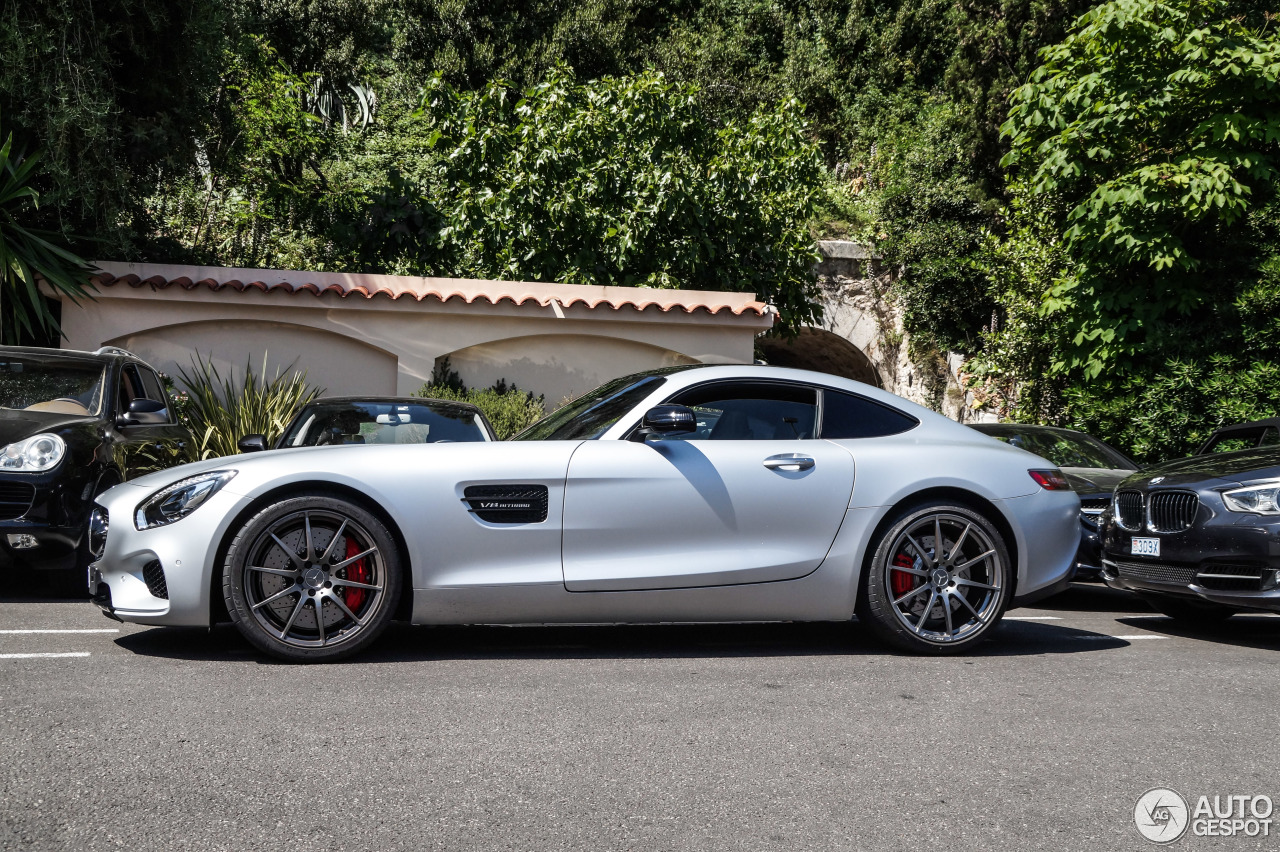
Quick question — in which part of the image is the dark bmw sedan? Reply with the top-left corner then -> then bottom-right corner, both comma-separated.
971,423 -> 1138,579
1099,447 -> 1280,619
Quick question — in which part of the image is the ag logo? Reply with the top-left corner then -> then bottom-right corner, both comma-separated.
1135,788 -> 1189,843
1150,476 -> 1166,485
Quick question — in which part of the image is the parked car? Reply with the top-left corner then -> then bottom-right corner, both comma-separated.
88,364 -> 1081,661
1196,416 -> 1280,455
970,423 -> 1137,579
0,345 -> 187,588
237,396 -> 495,452
1099,446 -> 1280,620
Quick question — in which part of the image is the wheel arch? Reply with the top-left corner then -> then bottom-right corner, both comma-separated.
856,486 -> 1021,605
208,480 -> 415,624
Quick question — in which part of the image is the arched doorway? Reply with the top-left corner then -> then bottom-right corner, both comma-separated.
756,327 -> 883,388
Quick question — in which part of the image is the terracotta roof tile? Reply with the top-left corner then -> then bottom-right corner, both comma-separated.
89,262 -> 775,319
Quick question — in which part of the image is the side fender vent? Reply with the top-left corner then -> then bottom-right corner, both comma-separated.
463,485 -> 548,524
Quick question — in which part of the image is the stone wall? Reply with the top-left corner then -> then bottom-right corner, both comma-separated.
809,240 -> 982,422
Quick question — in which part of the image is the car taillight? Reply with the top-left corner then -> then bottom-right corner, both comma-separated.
1029,469 -> 1071,490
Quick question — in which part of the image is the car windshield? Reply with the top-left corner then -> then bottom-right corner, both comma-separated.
278,401 -> 490,447
983,428 -> 1134,470
1200,425 -> 1280,454
513,374 -> 668,441
0,355 -> 106,416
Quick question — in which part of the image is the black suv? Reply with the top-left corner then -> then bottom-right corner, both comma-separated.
0,345 -> 187,588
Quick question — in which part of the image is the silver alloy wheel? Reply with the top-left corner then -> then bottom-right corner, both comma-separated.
882,511 -> 1005,644
242,508 -> 387,649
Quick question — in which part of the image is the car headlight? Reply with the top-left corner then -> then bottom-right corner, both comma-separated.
135,470 -> 237,530
0,433 -> 66,472
1221,480 -> 1280,515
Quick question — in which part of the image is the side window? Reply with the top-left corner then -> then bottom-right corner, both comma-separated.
137,367 -> 172,421
138,367 -> 165,404
117,365 -> 142,413
663,382 -> 817,441
1261,426 -> 1280,447
820,389 -> 918,439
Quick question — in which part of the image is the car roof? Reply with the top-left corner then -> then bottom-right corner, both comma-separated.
1208,416 -> 1280,434
0,344 -> 154,369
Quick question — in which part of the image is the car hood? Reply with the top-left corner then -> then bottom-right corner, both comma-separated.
1119,447 -> 1280,488
0,409 -> 97,445
120,442 -> 485,492
1060,467 -> 1134,495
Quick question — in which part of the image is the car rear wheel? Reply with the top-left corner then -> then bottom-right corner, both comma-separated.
224,495 -> 402,662
858,501 -> 1011,654
1141,593 -> 1238,622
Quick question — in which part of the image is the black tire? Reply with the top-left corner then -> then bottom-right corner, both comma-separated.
223,495 -> 402,662
1141,593 -> 1238,622
857,500 -> 1012,654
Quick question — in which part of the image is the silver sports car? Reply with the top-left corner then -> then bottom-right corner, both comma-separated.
87,365 -> 1080,661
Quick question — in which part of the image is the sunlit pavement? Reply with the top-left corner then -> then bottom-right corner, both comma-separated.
1,579 -> 1276,852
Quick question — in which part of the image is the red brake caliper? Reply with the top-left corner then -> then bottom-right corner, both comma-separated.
890,553 -> 917,598
342,537 -> 369,612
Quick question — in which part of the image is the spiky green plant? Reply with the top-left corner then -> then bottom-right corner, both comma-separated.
176,353 -> 323,460
0,119 -> 94,344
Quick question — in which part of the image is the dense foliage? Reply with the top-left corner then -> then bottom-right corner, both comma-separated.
1001,0 -> 1280,378
3,0 -> 1278,458
973,0 -> 1280,459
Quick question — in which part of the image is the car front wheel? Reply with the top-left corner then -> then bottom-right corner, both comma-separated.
224,495 -> 402,662
858,501 -> 1011,654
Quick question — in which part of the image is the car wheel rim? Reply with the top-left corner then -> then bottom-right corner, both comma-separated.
242,509 -> 386,650
883,512 -> 1004,644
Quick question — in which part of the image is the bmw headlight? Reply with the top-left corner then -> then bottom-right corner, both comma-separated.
135,470 -> 237,530
1221,480 -> 1280,515
1,433 -> 66,472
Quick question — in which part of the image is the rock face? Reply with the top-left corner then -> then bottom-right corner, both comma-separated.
759,240 -> 980,422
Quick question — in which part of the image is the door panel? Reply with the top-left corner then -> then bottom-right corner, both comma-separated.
562,439 -> 854,591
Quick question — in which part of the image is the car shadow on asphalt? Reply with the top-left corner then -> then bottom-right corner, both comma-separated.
1115,613 -> 1280,652
112,617 -> 1131,664
1027,582 -> 1155,614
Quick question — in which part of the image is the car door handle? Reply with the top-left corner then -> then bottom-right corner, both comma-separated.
763,453 -> 815,471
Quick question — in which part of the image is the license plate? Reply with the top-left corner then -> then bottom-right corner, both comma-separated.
1132,537 -> 1160,557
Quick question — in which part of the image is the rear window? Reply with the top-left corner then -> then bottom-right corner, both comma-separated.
820,389 -> 918,439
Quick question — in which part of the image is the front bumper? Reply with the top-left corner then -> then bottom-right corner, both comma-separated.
1100,510 -> 1280,613
87,481 -> 253,626
0,471 -> 87,568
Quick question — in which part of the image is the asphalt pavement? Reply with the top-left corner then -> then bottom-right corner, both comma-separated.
0,580 -> 1276,852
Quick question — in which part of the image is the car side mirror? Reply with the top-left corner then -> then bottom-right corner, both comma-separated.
238,434 -> 268,453
117,397 -> 169,427
632,405 -> 698,441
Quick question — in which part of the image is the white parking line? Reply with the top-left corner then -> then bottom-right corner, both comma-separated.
1005,616 -> 1062,621
0,652 -> 91,659
1073,634 -> 1167,641
0,624 -> 119,629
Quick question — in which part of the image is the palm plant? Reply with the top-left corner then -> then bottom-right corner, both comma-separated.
0,119 -> 94,344
176,353 -> 323,460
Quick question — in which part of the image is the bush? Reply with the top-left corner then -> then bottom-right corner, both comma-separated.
416,360 -> 545,439
176,353 -> 323,460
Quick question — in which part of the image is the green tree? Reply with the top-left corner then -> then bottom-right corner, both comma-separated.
1001,0 -> 1280,377
0,124 -> 94,344
413,70 -> 824,330
0,0 -> 226,259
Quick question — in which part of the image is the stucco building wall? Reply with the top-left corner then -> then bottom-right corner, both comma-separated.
58,263 -> 773,404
